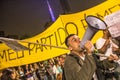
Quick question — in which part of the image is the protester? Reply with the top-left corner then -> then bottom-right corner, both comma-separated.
95,28 -> 120,80
44,65 -> 55,80
63,34 -> 96,80
17,66 -> 26,80
53,58 -> 62,80
24,64 -> 34,80
34,63 -> 42,80
0,68 -> 17,80
58,54 -> 66,80
0,70 -> 2,80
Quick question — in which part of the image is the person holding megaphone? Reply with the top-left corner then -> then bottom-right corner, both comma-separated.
63,15 -> 108,80
63,34 -> 96,80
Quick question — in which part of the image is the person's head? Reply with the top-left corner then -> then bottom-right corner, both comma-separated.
59,55 -> 66,66
18,66 -> 22,71
65,34 -> 82,52
103,28 -> 111,37
1,68 -> 16,80
0,70 -> 2,78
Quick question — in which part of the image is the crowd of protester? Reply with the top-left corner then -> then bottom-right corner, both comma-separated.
0,54 -> 66,80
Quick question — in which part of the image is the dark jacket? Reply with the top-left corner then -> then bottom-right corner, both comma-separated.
64,53 -> 96,80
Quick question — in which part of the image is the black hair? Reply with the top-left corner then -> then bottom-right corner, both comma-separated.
65,34 -> 75,47
1,68 -> 14,80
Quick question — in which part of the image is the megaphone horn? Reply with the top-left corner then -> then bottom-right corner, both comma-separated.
80,15 -> 107,48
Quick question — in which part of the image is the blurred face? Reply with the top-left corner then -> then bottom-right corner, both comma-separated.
18,66 -> 21,70
0,72 -> 2,77
10,71 -> 16,80
103,29 -> 111,37
25,64 -> 29,69
67,35 -> 82,52
59,57 -> 65,66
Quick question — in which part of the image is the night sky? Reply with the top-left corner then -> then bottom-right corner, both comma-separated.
0,0 -> 105,38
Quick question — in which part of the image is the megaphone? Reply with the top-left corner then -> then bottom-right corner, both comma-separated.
80,15 -> 107,48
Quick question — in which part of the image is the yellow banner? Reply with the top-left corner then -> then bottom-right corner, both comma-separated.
0,0 -> 120,70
